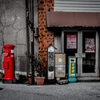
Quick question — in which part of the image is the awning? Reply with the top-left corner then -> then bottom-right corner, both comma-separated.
45,12 -> 100,27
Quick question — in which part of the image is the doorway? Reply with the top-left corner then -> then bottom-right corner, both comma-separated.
62,30 -> 99,77
81,31 -> 99,76
64,32 -> 78,74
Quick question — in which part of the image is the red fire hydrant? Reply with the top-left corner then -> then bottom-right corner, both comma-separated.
2,44 -> 15,80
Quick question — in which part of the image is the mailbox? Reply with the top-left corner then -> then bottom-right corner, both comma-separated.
68,56 -> 77,83
2,44 -> 15,80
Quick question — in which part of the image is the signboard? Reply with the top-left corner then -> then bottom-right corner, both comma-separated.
47,44 -> 55,80
46,44 -> 57,81
55,54 -> 66,77
67,34 -> 77,49
68,56 -> 77,83
85,38 -> 95,52
48,52 -> 55,79
75,53 -> 86,58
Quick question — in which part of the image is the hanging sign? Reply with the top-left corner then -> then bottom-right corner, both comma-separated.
67,34 -> 77,49
85,38 -> 95,52
55,54 -> 66,78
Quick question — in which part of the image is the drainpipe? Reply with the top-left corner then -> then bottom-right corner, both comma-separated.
31,0 -> 34,84
25,0 -> 34,84
25,0 -> 30,81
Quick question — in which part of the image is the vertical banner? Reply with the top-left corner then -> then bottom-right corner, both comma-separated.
85,38 -> 95,52
67,34 -> 77,49
47,45 -> 55,80
48,52 -> 55,80
68,56 -> 77,83
55,54 -> 66,78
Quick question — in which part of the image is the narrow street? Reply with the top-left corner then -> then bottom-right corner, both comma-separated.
0,82 -> 100,100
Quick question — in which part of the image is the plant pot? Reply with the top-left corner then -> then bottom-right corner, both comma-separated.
36,77 -> 45,85
0,73 -> 3,78
28,74 -> 32,82
28,77 -> 32,82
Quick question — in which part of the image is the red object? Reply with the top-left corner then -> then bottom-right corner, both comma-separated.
2,44 -> 15,80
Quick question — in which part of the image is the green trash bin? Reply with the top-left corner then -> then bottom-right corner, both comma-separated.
68,56 -> 77,83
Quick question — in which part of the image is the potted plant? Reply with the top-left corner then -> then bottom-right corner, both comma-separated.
35,54 -> 46,85
25,51 -> 46,85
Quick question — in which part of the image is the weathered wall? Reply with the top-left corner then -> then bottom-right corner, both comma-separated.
34,0 -> 39,54
0,0 -> 27,74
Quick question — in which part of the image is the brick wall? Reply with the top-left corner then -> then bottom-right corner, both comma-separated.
38,0 -> 54,62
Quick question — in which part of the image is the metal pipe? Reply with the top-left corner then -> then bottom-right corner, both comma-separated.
25,0 -> 30,80
31,0 -> 34,84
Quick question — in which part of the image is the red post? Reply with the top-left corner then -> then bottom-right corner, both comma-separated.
2,44 -> 15,80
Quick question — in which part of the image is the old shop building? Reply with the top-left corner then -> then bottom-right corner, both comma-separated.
1,0 -> 100,81
38,0 -> 100,79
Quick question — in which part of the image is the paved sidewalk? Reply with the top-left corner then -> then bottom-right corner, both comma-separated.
0,82 -> 100,100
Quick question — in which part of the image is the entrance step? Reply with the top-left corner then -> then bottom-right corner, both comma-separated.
77,77 -> 100,82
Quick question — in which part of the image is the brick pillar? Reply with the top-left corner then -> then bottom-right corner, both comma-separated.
38,0 -> 54,62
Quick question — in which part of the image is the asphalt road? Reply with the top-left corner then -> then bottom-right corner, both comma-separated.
0,82 -> 100,100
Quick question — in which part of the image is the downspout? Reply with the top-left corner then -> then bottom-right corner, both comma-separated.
25,0 -> 30,80
25,0 -> 34,84
31,0 -> 34,84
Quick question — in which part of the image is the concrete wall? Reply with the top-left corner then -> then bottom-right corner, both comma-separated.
34,0 -> 38,54
54,29 -> 62,53
0,0 -> 27,74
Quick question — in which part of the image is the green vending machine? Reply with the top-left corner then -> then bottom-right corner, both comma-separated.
68,56 -> 77,83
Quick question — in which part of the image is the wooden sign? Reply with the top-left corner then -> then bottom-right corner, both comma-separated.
55,54 -> 66,78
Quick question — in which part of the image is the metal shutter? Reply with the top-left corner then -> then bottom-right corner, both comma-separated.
54,0 -> 100,12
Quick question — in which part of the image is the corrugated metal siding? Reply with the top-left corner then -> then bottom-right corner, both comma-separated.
54,0 -> 100,12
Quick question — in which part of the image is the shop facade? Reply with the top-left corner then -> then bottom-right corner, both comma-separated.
38,0 -> 100,78
62,29 -> 99,77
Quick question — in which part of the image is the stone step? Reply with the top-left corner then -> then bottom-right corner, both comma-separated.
77,77 -> 100,82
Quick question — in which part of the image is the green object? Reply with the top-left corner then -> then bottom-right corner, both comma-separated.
68,56 -> 77,83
